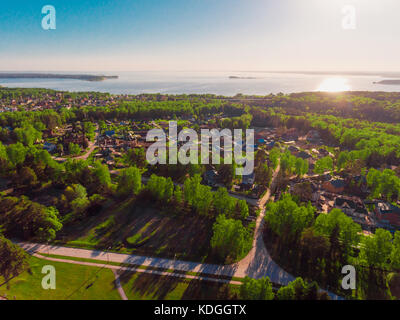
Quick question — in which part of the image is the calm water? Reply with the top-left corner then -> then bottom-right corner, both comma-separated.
0,71 -> 399,95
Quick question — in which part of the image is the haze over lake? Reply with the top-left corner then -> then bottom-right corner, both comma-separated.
1,71 -> 400,95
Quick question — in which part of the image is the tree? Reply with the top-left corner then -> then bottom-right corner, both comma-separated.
0,197 -> 62,241
0,236 -> 29,282
68,143 -> 81,155
314,208 -> 361,257
265,193 -> 314,241
210,214 -> 250,262
117,167 -> 142,197
14,125 -> 42,147
164,177 -> 174,202
15,166 -> 38,188
237,199 -> 249,219
218,164 -> 235,187
184,174 -> 213,215
0,141 -> 9,171
359,228 -> 393,267
314,156 -> 333,174
6,143 -> 26,167
276,284 -> 295,300
146,174 -> 166,201
240,276 -> 274,300
91,161 -> 111,192
213,187 -> 235,216
269,147 -> 280,170
295,157 -> 308,177
173,185 -> 183,206
64,184 -> 90,218
391,231 -> 400,270
255,163 -> 272,186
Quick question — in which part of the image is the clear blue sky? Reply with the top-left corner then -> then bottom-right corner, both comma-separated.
1,0 -> 399,71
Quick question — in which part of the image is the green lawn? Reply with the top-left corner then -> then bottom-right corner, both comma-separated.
0,256 -> 121,300
119,271 -> 240,300
58,198 -> 217,263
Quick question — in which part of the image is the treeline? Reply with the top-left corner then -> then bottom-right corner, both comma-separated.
240,276 -> 330,300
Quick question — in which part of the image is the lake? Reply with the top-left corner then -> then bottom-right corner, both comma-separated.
0,71 -> 399,95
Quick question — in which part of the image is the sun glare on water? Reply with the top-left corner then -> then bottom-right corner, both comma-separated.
317,77 -> 351,92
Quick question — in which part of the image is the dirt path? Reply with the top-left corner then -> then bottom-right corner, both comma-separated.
111,269 -> 128,300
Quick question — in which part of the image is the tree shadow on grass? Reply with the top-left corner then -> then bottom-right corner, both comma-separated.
118,270 -> 182,300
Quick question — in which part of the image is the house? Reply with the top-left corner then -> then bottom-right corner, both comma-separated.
105,130 -> 115,137
258,138 -> 266,145
297,150 -> 312,160
203,170 -> 218,187
375,202 -> 400,227
322,179 -> 346,194
43,142 -> 56,153
288,145 -> 299,153
266,141 -> 276,150
306,130 -> 321,143
282,128 -> 299,141
335,197 -> 368,217
242,172 -> 255,186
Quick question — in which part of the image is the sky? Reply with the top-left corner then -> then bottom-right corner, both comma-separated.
0,0 -> 400,72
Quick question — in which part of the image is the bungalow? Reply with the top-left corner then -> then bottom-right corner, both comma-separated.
203,170 -> 218,187
375,202 -> 400,227
242,172 -> 255,186
43,142 -> 56,153
335,197 -> 368,217
322,179 -> 346,194
282,128 -> 299,141
105,130 -> 116,137
297,150 -> 312,160
266,141 -> 276,150
306,130 -> 321,143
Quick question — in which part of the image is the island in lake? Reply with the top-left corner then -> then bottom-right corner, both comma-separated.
229,75 -> 257,79
0,73 -> 118,82
373,79 -> 400,85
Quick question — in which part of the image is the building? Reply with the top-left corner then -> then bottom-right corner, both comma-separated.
242,172 -> 255,186
282,128 -> 299,141
375,202 -> 400,227
43,142 -> 56,153
203,170 -> 218,187
322,179 -> 346,194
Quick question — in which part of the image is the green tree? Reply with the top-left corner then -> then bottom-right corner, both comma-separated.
6,143 -> 27,167
117,167 -> 142,197
276,284 -> 296,300
359,228 -> 393,267
314,208 -> 361,257
0,236 -> 29,282
240,276 -> 274,300
390,231 -> 400,270
314,156 -> 333,174
210,214 -> 250,261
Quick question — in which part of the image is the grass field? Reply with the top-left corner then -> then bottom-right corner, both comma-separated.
119,270 -> 240,300
0,256 -> 121,300
0,255 -> 241,300
58,198 -> 216,262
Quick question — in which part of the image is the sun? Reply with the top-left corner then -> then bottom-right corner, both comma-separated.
317,77 -> 351,92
